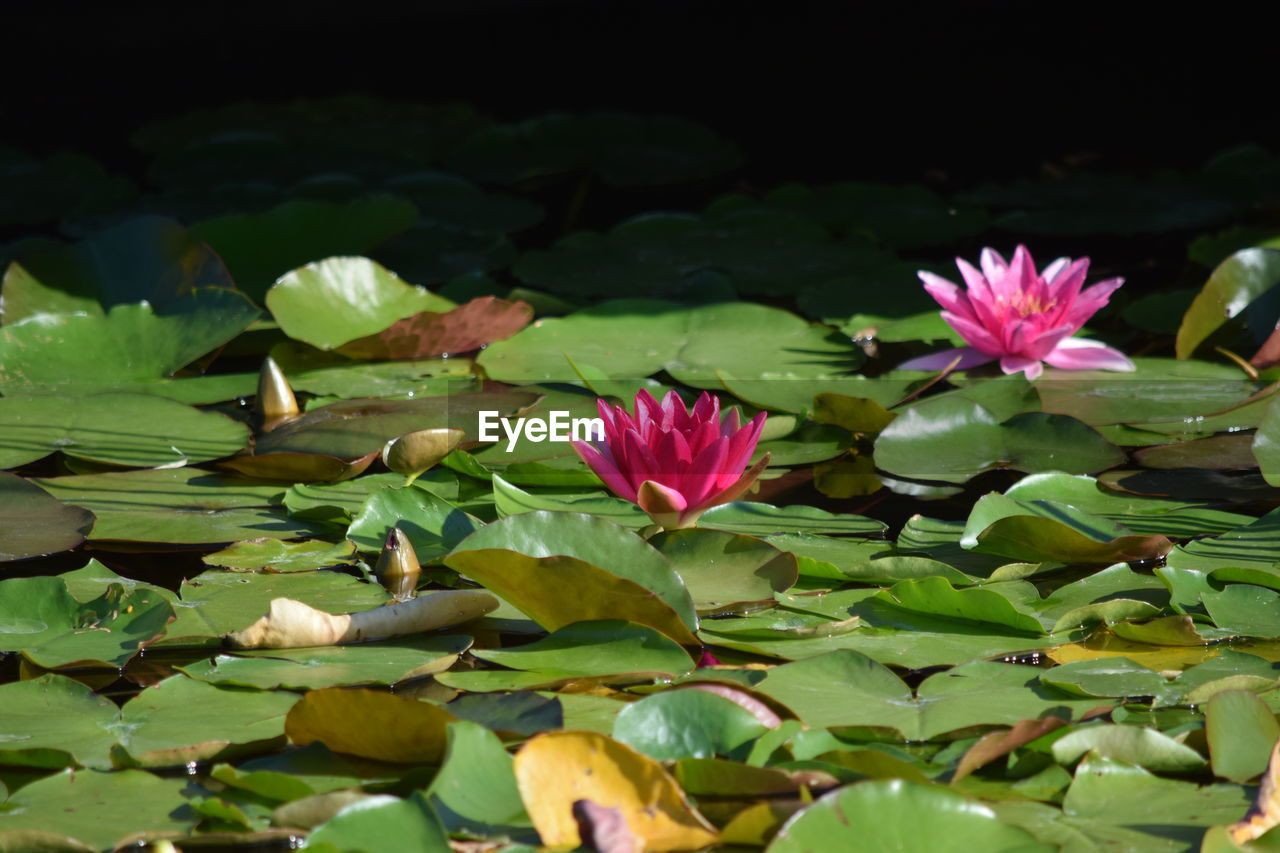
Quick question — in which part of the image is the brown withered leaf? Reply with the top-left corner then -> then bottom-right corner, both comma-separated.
952,714 -> 1069,782
338,296 -> 533,360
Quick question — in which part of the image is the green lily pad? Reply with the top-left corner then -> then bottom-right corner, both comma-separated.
700,502 -> 885,537
873,577 -> 1045,635
1040,651 -> 1280,708
426,720 -> 531,837
0,674 -> 120,769
767,778 -> 1054,853
875,396 -> 1122,485
113,674 -> 300,767
253,391 -> 540,458
1177,248 -> 1280,359
1,215 -> 235,323
0,393 -> 248,469
754,650 -> 1099,740
1203,584 -> 1280,637
1037,357 -> 1265,429
651,528 -> 798,613
472,620 -> 693,679
0,576 -> 172,669
346,482 -> 482,560
178,635 -> 470,690
445,511 -> 699,645
266,256 -> 454,350
1051,723 -> 1206,772
1206,690 -> 1280,782
192,196 -> 420,302
0,768 -> 197,850
1061,753 -> 1251,833
1004,471 -> 1255,537
0,472 -> 94,562
479,298 -> 860,384
157,569 -> 388,647
1166,509 -> 1280,575
961,493 -> 1174,564
203,538 -> 358,572
31,468 -> 324,545
613,688 -> 771,761
491,475 -> 647,528
305,791 -> 450,853
0,290 -> 261,393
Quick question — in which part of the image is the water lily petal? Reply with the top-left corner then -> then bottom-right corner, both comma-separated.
979,247 -> 1008,283
999,355 -> 1043,380
898,347 -> 995,371
1064,277 -> 1125,329
1043,337 -> 1137,372
572,440 -> 638,502
637,480 -> 690,529
919,272 -> 978,324
941,311 -> 1004,354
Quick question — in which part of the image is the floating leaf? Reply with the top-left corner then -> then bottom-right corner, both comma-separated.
446,511 -> 699,644
700,502 -> 885,537
2,215 -> 234,322
266,256 -> 453,350
113,674 -> 300,767
285,687 -> 457,763
346,482 -> 482,560
426,720 -> 531,835
0,473 -> 94,562
479,299 -> 859,384
0,392 -> 248,469
305,791 -> 451,853
875,396 -> 1122,485
474,621 -> 693,680
179,635 -> 471,690
0,768 -> 196,850
513,730 -> 718,851
613,688 -> 771,761
651,528 -> 798,613
0,576 -> 171,668
202,538 -> 358,573
1051,724 -> 1206,772
0,674 -> 120,769
768,779 -> 1053,853
1207,690 -> 1280,783
32,468 -> 324,545
961,493 -> 1173,564
1177,248 -> 1280,359
0,290 -> 261,393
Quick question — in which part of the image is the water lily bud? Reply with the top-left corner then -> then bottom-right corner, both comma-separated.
381,427 -> 464,486
256,357 -> 299,420
374,527 -> 421,601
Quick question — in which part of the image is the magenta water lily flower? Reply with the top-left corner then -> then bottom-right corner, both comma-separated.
899,245 -> 1135,381
572,389 -> 770,529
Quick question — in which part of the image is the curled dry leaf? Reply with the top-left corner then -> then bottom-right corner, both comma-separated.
952,715 -> 1069,782
224,589 -> 498,649
1230,738 -> 1280,844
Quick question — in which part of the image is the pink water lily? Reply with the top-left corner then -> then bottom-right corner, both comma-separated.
899,245 -> 1135,381
572,389 -> 770,529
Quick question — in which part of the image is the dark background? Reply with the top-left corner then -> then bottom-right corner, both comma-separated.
5,0 -> 1278,187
